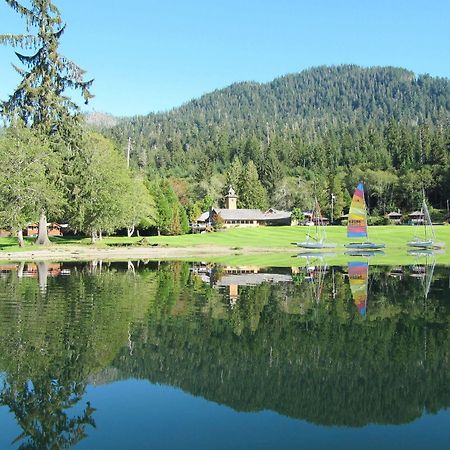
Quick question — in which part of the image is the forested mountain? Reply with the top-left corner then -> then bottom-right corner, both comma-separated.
111,65 -> 449,143
105,65 -> 450,217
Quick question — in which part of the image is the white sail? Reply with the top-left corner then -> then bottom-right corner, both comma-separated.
422,200 -> 435,241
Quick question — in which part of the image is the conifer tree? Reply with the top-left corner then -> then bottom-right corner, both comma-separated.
224,157 -> 244,201
238,161 -> 269,209
0,0 -> 94,245
0,0 -> 93,132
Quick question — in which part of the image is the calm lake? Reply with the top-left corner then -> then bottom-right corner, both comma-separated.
0,259 -> 449,449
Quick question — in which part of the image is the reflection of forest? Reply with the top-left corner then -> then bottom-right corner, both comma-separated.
0,261 -> 157,448
0,261 -> 449,447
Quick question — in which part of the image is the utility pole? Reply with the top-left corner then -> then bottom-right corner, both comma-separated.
331,193 -> 336,224
127,136 -> 131,169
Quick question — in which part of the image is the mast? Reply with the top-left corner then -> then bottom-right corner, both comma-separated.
314,198 -> 326,243
422,199 -> 435,241
362,184 -> 369,242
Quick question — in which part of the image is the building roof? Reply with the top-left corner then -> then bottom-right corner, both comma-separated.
213,208 -> 291,221
409,211 -> 424,217
386,212 -> 402,217
197,211 -> 210,222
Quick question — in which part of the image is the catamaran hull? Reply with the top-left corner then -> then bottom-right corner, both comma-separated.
297,242 -> 337,249
345,242 -> 386,250
407,241 -> 434,249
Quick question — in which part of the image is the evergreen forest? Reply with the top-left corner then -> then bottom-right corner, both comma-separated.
105,65 -> 450,222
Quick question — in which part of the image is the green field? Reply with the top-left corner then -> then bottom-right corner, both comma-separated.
0,225 -> 449,267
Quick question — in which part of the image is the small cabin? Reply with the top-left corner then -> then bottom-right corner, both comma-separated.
24,224 -> 39,237
408,211 -> 424,225
303,211 -> 330,226
48,223 -> 66,237
24,223 -> 66,237
385,212 -> 402,224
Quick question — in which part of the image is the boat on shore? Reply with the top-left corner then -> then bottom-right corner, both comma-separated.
407,196 -> 445,249
297,198 -> 336,249
344,182 -> 385,250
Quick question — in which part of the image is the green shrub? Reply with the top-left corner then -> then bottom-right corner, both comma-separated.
429,208 -> 446,223
368,215 -> 389,226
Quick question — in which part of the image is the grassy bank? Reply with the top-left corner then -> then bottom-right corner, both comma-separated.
3,225 -> 450,248
0,226 -> 449,266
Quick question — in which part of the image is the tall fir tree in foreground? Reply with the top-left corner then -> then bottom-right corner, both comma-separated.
0,0 -> 93,244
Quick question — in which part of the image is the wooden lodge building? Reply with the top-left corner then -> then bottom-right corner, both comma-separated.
194,186 -> 291,231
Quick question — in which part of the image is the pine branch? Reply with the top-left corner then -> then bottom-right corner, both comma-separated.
53,24 -> 66,39
15,47 -> 43,66
0,34 -> 39,49
5,0 -> 36,21
48,2 -> 61,18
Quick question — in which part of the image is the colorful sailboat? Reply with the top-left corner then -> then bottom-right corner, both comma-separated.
297,198 -> 336,249
344,182 -> 385,250
348,261 -> 368,317
407,197 -> 444,249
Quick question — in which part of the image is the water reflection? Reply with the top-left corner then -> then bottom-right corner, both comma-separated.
0,260 -> 449,448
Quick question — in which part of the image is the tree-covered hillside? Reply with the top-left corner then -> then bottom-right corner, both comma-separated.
105,65 -> 450,217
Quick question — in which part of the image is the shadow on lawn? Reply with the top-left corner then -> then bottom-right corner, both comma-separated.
49,235 -> 86,245
0,242 -> 17,250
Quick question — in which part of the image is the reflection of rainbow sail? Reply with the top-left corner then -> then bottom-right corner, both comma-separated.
348,261 -> 368,317
347,182 -> 368,238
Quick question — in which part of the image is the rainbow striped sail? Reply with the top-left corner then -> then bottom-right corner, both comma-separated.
348,261 -> 368,317
347,182 -> 368,239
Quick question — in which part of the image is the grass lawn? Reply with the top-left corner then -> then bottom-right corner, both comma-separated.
1,226 -> 449,267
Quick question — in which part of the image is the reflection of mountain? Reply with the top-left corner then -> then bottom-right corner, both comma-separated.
0,261 -> 450,436
113,263 -> 450,427
115,306 -> 450,426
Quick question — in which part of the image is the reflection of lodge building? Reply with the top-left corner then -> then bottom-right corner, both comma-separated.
194,265 -> 293,304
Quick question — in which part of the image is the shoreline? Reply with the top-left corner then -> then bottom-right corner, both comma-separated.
0,245 -> 299,262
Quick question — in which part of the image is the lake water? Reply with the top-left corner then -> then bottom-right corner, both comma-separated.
0,259 -> 449,449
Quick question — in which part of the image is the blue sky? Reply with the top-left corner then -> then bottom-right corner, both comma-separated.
0,0 -> 449,116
